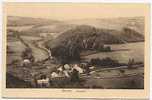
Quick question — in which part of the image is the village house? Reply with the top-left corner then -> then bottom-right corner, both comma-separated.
22,59 -> 31,67
51,64 -> 84,79
73,64 -> 84,74
37,75 -> 50,88
51,72 -> 59,78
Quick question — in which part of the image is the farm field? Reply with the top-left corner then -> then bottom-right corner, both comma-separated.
80,66 -> 144,89
7,25 -> 34,31
7,34 -> 50,64
84,73 -> 143,89
83,42 -> 144,63
7,40 -> 27,64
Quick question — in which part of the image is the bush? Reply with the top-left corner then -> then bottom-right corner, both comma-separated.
98,45 -> 111,52
119,69 -> 125,74
104,46 -> 111,51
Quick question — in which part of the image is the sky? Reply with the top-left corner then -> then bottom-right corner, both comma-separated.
4,3 -> 149,20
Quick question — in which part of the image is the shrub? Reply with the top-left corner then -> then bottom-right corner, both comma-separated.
98,45 -> 111,52
119,69 -> 125,74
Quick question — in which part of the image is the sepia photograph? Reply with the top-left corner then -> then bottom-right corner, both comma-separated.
5,3 -> 146,89
2,2 -> 150,99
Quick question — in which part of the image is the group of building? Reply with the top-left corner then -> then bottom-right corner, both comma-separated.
29,63 -> 95,88
21,55 -> 96,88
51,64 -> 83,77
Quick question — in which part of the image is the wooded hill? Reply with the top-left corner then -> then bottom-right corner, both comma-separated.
46,25 -> 144,63
49,25 -> 144,49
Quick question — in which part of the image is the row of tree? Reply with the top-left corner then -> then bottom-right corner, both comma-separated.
89,57 -> 120,67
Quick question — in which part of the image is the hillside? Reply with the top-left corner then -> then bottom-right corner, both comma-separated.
67,17 -> 144,35
22,23 -> 76,34
115,27 -> 144,42
7,16 -> 76,36
49,25 -> 144,49
45,25 -> 144,63
7,16 -> 144,38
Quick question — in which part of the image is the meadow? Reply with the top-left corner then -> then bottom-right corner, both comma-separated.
84,42 -> 144,63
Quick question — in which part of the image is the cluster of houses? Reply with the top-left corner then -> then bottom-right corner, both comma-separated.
51,64 -> 83,78
30,63 -> 95,88
20,54 -> 96,88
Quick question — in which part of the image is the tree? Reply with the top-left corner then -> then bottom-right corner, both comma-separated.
128,58 -> 135,69
90,57 -> 120,67
51,40 -> 81,64
21,48 -> 35,62
71,69 -> 80,83
104,46 -> 111,52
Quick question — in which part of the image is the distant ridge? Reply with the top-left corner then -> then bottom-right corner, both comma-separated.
7,16 -> 63,26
